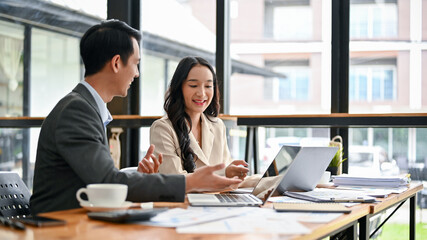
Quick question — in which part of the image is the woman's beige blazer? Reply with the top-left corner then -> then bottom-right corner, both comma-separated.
150,114 -> 233,175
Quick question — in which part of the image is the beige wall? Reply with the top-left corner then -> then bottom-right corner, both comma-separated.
398,0 -> 410,40
230,0 -> 264,41
188,0 -> 216,35
423,0 -> 427,40
311,0 -> 322,41
397,51 -> 410,107
423,51 -> 427,106
310,53 -> 322,104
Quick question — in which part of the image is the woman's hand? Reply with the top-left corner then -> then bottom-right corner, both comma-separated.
185,164 -> 242,192
225,160 -> 249,180
137,144 -> 163,173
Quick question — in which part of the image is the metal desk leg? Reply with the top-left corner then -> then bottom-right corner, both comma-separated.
410,195 -> 416,240
252,127 -> 258,173
359,215 -> 370,240
330,222 -> 357,240
244,126 -> 258,174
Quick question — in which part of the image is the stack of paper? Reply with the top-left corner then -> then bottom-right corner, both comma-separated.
332,174 -> 411,188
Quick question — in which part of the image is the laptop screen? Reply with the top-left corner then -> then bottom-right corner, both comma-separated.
250,145 -> 337,202
249,145 -> 300,203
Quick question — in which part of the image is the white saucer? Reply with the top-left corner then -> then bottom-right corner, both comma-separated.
80,201 -> 133,212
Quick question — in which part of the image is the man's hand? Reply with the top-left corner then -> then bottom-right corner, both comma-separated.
225,160 -> 249,180
185,164 -> 242,192
137,144 -> 162,173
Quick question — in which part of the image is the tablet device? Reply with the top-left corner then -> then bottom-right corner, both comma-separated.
17,216 -> 66,227
87,208 -> 166,223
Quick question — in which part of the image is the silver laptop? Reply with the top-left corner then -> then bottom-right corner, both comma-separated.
187,145 -> 338,207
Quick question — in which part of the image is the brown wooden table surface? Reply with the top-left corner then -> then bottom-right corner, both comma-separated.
0,183 -> 422,240
369,182 -> 423,214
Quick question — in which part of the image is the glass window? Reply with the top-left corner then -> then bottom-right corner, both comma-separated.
141,55 -> 167,116
350,1 -> 398,39
27,28 -> 81,188
416,128 -> 427,164
0,2 -> 103,189
44,0 -> 107,19
140,0 -> 216,117
30,28 -> 80,116
349,65 -> 396,103
271,5 -> 312,40
0,21 -> 24,117
0,129 -> 23,172
259,127 -> 330,173
279,67 -> 309,101
349,127 -> 427,178
139,0 -> 216,155
349,0 -> 425,113
230,0 -> 331,115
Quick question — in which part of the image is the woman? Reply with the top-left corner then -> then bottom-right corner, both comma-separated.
139,56 -> 248,179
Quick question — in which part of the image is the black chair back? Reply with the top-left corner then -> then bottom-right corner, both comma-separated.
0,172 -> 31,219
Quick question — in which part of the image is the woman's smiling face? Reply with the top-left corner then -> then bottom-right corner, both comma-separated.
181,64 -> 214,118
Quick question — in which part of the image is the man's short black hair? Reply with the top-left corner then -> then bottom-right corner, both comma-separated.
80,19 -> 142,77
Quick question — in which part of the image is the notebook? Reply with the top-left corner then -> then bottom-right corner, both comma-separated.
187,145 -> 338,207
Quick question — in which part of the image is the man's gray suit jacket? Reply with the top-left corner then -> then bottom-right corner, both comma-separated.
30,84 -> 185,214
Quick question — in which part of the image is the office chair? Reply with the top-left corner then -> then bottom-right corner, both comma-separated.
0,172 -> 32,219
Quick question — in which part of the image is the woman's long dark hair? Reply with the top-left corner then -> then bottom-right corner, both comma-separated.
164,56 -> 220,173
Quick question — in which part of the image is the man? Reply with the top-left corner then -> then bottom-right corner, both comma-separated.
30,19 -> 241,214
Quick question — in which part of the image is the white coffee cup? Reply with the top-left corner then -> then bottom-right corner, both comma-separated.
318,171 -> 331,185
76,183 -> 128,207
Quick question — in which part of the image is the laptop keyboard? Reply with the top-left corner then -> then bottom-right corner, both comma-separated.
215,194 -> 255,203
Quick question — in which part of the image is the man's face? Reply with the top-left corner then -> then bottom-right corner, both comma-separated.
116,38 -> 140,97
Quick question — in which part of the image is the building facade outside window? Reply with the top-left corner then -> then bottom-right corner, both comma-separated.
229,0 -> 331,163
139,0 -> 218,157
273,67 -> 310,101
349,0 -> 427,176
350,1 -> 398,39
350,65 -> 396,102
230,0 -> 329,116
265,1 -> 313,40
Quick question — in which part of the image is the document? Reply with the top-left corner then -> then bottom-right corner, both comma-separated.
137,207 -> 248,227
331,174 -> 411,188
176,207 -> 343,234
176,208 -> 311,234
284,188 -> 377,203
334,186 -> 408,198
269,195 -> 358,207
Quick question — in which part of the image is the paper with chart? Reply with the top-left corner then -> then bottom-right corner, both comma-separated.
176,207 -> 343,234
176,207 -> 311,234
137,207 -> 249,227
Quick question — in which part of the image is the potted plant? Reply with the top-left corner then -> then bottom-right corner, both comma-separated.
326,136 -> 347,175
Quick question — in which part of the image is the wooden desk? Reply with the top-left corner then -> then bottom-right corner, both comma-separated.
0,184 -> 421,240
358,182 -> 423,240
0,204 -> 370,240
